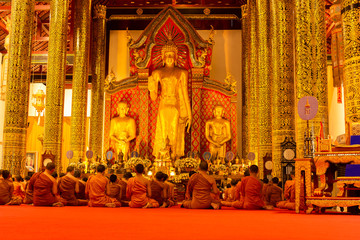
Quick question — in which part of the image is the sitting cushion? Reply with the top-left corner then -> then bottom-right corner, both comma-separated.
350,135 -> 360,145
345,164 -> 360,177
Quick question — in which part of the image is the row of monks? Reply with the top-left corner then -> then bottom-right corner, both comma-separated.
0,162 -> 302,210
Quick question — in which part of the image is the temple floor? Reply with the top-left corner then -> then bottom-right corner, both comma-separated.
0,205 -> 358,240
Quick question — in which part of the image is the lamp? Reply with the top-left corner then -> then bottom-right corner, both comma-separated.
32,89 -> 45,125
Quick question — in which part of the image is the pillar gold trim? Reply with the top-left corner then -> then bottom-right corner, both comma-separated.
295,0 -> 328,157
257,0 -> 272,178
2,0 -> 35,174
270,0 -> 295,177
89,4 -> 107,159
341,1 -> 360,126
70,0 -> 92,162
44,0 -> 70,173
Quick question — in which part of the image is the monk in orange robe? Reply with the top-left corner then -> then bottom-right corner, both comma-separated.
106,174 -> 122,202
86,165 -> 121,207
118,172 -> 132,206
0,170 -> 22,205
221,179 -> 238,207
58,166 -> 88,206
74,171 -> 87,200
126,163 -> 159,208
262,178 -> 269,200
277,171 -> 305,210
265,177 -> 283,207
182,161 -> 220,209
150,172 -> 167,207
236,165 -> 265,210
23,172 -> 40,204
13,175 -> 25,200
33,162 -> 63,207
164,174 -> 176,207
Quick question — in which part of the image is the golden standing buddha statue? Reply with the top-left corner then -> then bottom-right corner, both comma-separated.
205,105 -> 231,162
148,40 -> 192,159
110,102 -> 137,161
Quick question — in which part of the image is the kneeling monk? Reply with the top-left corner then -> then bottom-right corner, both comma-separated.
86,165 -> 121,207
238,165 -> 265,210
0,170 -> 22,205
33,162 -> 63,207
58,166 -> 88,206
182,161 -> 220,209
126,164 -> 159,208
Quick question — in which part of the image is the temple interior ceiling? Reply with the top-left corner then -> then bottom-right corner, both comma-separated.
0,0 -> 334,78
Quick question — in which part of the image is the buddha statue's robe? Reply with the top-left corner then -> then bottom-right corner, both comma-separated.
150,180 -> 166,206
265,184 -> 283,207
86,174 -> 121,207
126,177 -> 159,208
182,173 -> 220,209
107,182 -> 122,202
239,176 -> 264,210
58,176 -> 87,206
76,180 -> 86,200
23,172 -> 41,204
33,173 -> 58,206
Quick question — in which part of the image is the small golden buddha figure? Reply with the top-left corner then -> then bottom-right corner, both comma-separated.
148,39 -> 192,159
110,102 -> 137,161
205,105 -> 231,162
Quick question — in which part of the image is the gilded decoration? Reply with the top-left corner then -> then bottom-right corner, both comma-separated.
44,0 -> 70,173
270,0 -> 295,177
257,0 -> 272,178
105,6 -> 237,161
248,0 -> 259,165
90,4 -> 107,159
3,0 -> 35,174
294,158 -> 313,213
70,0 -> 92,162
241,4 -> 250,159
294,0 -> 328,158
336,177 -> 360,197
341,1 -> 360,126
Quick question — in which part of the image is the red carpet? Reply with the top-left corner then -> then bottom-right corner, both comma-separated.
0,205 -> 358,240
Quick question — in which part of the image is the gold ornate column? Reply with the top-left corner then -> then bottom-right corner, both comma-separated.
248,0 -> 259,166
270,0 -> 295,177
257,0 -> 272,178
294,0 -> 328,157
89,5 -> 107,159
2,0 -> 35,174
70,0 -> 92,162
44,0 -> 70,173
341,1 -> 360,126
241,4 -> 250,159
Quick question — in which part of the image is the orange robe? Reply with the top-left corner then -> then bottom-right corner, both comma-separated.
76,181 -> 86,200
86,174 -> 121,207
13,181 -> 25,200
182,173 -> 219,209
33,173 -> 58,206
221,187 -> 237,207
0,178 -> 13,205
276,180 -> 305,210
58,176 -> 86,206
126,177 -> 159,208
150,180 -> 165,206
239,176 -> 264,210
265,184 -> 282,206
107,183 -> 122,202
23,172 -> 41,204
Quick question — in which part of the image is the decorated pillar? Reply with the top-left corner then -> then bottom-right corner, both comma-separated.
89,5 -> 106,159
294,0 -> 328,157
44,0 -> 70,173
2,0 -> 35,174
70,0 -> 92,162
270,0 -> 295,177
137,69 -> 149,157
241,4 -> 250,159
248,0 -> 259,165
257,0 -> 272,178
341,1 -> 360,126
191,68 -> 203,154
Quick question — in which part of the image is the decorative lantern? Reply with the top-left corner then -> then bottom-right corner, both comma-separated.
32,89 -> 46,124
